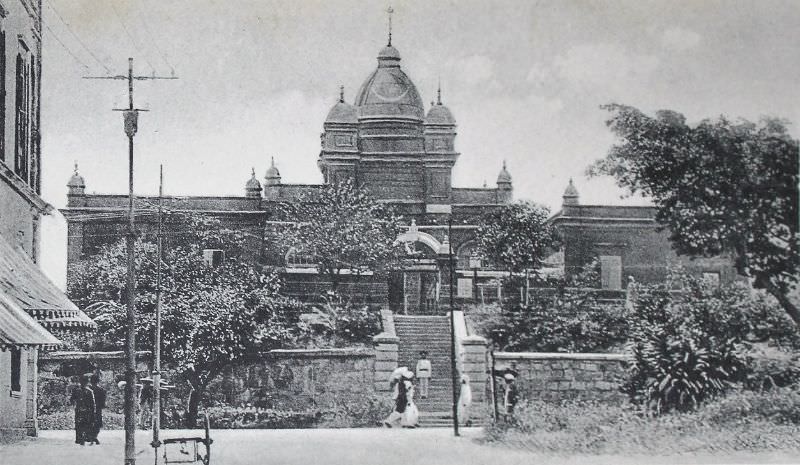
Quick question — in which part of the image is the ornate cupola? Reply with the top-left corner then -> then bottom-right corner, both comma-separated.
245,168 -> 262,198
562,178 -> 580,206
67,163 -> 86,196
319,86 -> 359,185
265,157 -> 281,186
423,82 -> 459,206
496,161 -> 513,203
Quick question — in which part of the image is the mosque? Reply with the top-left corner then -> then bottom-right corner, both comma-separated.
62,30 -> 733,314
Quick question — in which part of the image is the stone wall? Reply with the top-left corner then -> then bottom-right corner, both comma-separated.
37,348 -> 381,426
493,352 -> 628,404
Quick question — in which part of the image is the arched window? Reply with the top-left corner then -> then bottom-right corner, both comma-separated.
456,241 -> 480,269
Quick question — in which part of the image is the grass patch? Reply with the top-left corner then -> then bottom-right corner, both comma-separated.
482,389 -> 800,455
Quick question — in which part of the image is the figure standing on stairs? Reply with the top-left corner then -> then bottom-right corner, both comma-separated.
503,373 -> 519,424
458,374 -> 472,426
415,351 -> 432,399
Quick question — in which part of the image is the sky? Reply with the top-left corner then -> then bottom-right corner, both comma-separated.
38,0 -> 800,287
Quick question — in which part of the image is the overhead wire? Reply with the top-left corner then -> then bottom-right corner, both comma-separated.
42,23 -> 91,71
44,0 -> 112,74
128,0 -> 175,74
108,1 -> 156,73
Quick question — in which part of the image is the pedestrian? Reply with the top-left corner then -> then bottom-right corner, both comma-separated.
70,374 -> 96,445
138,377 -> 154,428
88,373 -> 106,444
400,369 -> 419,428
458,374 -> 472,427
415,351 -> 431,399
503,373 -> 518,423
384,368 -> 407,428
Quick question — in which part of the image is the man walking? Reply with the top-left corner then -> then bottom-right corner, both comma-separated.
88,374 -> 106,444
70,374 -> 96,445
503,373 -> 518,424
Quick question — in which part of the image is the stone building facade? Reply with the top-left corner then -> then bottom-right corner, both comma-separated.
0,0 -> 94,439
62,38 -> 515,314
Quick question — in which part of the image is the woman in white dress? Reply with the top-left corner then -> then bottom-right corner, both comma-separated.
458,374 -> 472,426
400,370 -> 419,428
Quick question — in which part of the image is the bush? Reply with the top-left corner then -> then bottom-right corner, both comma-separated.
699,388 -> 800,426
297,292 -> 381,347
204,406 -> 318,429
622,270 -> 799,413
317,394 -> 394,428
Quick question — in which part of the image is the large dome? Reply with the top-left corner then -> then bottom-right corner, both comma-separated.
354,45 -> 424,121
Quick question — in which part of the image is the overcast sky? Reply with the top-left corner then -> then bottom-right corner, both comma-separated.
38,0 -> 800,285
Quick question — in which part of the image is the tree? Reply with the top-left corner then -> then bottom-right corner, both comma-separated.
476,201 -> 559,304
275,178 -> 403,289
589,105 -> 800,325
68,217 -> 299,426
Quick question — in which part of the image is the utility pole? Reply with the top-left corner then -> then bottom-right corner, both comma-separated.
84,59 -> 176,465
152,165 -> 164,460
448,215 -> 459,437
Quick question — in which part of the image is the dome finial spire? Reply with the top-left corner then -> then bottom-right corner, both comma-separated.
271,156 -> 275,168
437,77 -> 442,105
339,85 -> 345,103
386,6 -> 394,46
74,161 -> 79,175
251,167 -> 256,177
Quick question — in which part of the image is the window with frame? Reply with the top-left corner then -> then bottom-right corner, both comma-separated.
10,347 -> 21,394
14,52 -> 29,182
0,28 -> 5,163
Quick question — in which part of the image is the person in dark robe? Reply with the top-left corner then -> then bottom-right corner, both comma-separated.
383,370 -> 409,428
70,374 -> 96,445
503,373 -> 519,424
88,374 -> 106,444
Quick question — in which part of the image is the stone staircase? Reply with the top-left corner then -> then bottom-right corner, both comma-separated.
394,315 -> 486,427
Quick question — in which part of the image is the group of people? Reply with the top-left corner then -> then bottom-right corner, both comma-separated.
70,374 -> 107,445
383,351 -> 476,428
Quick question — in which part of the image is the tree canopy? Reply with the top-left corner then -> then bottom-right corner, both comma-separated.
274,179 -> 403,288
589,104 -> 800,324
68,217 -> 300,424
476,200 -> 559,274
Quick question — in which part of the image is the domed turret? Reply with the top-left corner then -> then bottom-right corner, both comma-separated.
497,160 -> 512,185
245,168 -> 262,198
562,178 -> 580,206
325,86 -> 358,124
425,85 -> 456,126
354,44 -> 425,121
67,163 -> 86,196
265,157 -> 281,186
497,161 -> 513,203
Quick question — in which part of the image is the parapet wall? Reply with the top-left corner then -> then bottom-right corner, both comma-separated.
493,352 -> 628,403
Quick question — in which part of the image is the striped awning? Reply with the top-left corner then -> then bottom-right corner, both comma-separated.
0,233 -> 96,334
0,293 -> 61,348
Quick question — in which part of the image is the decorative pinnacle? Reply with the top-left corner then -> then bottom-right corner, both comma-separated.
503,159 -> 507,170
437,78 -> 442,105
339,85 -> 345,103
271,156 -> 275,167
387,6 -> 394,46
74,161 -> 79,174
251,167 -> 256,177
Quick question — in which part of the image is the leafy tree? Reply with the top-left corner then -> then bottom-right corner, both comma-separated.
476,201 -> 559,304
589,105 -> 800,325
275,178 -> 403,289
68,217 -> 299,426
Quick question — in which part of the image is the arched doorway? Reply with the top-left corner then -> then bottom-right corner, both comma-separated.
391,225 -> 443,314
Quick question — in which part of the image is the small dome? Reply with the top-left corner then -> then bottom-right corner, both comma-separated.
326,102 -> 358,124
497,161 -> 512,184
67,163 -> 85,188
563,178 -> 579,205
426,104 -> 456,125
245,168 -> 261,190
377,45 -> 401,64
265,157 -> 281,186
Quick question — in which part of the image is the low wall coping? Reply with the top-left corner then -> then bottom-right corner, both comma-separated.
372,333 -> 399,344
461,335 -> 486,345
494,352 -> 629,362
264,348 -> 375,359
42,350 -> 152,360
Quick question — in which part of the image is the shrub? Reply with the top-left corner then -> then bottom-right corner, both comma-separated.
297,292 -> 381,347
204,406 -> 318,429
622,270 -> 800,413
699,388 -> 800,426
317,394 -> 394,428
